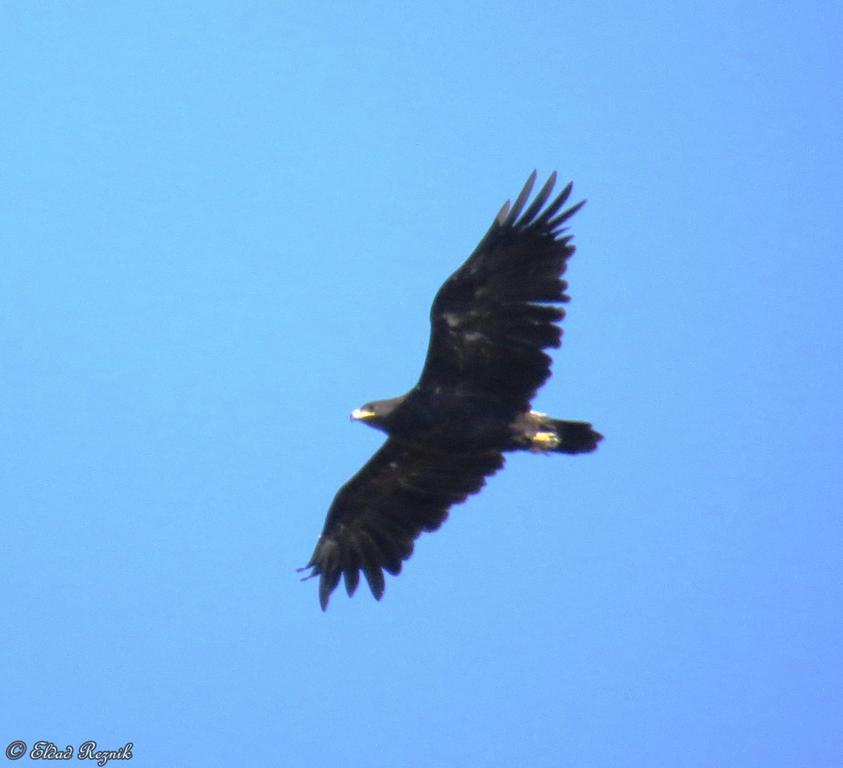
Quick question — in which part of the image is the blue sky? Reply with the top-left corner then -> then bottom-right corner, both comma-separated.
2,2 -> 842,766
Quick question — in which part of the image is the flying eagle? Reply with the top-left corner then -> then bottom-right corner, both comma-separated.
300,171 -> 601,609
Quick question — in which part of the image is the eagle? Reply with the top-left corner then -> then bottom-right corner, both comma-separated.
300,171 -> 601,609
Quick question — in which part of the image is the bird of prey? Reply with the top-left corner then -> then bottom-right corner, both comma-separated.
300,171 -> 601,609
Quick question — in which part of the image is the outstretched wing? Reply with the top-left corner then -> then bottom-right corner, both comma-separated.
418,171 -> 585,410
300,439 -> 504,609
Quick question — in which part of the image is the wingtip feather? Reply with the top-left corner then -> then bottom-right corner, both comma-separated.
518,171 -> 558,227
502,170 -> 537,227
495,200 -> 511,226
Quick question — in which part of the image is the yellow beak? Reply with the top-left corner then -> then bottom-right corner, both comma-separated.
350,408 -> 375,421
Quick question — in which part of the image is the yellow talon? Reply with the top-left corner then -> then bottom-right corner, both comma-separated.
531,430 -> 560,451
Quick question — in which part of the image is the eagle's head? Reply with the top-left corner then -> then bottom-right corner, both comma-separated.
350,395 -> 406,432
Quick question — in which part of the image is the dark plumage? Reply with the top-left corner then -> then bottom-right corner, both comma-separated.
300,171 -> 602,609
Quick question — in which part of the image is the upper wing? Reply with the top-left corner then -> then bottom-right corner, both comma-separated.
300,438 -> 504,609
418,171 -> 585,410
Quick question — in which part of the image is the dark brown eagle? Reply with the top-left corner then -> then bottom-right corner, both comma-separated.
300,171 -> 601,609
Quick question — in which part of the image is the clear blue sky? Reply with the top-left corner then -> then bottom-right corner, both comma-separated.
3,2 -> 842,766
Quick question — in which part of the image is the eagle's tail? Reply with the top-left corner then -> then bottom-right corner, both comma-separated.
525,413 -> 602,454
550,419 -> 603,454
